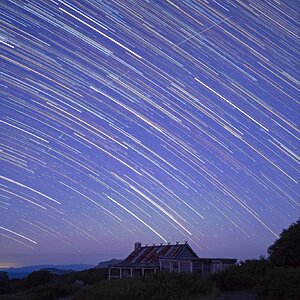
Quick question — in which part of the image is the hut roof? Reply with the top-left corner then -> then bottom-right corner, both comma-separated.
113,242 -> 199,267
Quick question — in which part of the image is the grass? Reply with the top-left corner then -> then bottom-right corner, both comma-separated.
72,272 -> 216,300
0,271 -> 218,300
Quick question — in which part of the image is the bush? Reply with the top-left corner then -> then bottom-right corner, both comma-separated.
73,272 -> 215,300
65,267 -> 108,285
0,272 -> 10,294
214,257 -> 270,291
23,284 -> 78,300
255,266 -> 300,300
268,219 -> 300,267
25,270 -> 53,288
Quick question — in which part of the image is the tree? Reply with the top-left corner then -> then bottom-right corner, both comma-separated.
255,266 -> 300,300
0,271 -> 10,294
0,271 -> 9,281
268,219 -> 300,267
26,270 -> 53,287
213,257 -> 270,291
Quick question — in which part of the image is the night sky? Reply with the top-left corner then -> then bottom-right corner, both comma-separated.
0,0 -> 299,268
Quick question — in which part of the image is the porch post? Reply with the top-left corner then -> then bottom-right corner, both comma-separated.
108,267 -> 111,280
119,267 -> 122,279
130,268 -> 133,278
142,268 -> 145,276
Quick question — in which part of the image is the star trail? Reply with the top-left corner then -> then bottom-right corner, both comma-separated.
0,0 -> 299,266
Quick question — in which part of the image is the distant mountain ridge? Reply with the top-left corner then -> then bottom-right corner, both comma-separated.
1,260 -> 123,279
39,267 -> 74,275
96,258 -> 123,269
0,264 -> 95,279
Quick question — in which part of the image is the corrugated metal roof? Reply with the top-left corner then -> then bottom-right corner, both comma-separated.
115,243 -> 198,267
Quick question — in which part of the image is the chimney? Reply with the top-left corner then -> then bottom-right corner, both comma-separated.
134,242 -> 141,250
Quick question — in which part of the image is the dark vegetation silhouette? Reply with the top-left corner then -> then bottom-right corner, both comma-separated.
74,272 -> 215,300
267,219 -> 300,267
0,219 -> 299,299
0,271 -> 10,294
214,219 -> 300,299
213,257 -> 270,291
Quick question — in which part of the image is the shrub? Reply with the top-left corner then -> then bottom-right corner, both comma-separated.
25,270 -> 53,288
255,266 -> 300,300
268,219 -> 300,267
0,271 -> 10,294
214,257 -> 270,291
63,268 -> 108,285
73,272 -> 215,300
23,284 -> 78,300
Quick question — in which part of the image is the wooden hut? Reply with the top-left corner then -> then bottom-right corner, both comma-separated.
108,241 -> 236,279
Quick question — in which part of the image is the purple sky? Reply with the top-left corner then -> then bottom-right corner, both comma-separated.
0,0 -> 299,268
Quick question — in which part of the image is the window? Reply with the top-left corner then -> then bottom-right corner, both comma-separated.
172,261 -> 179,272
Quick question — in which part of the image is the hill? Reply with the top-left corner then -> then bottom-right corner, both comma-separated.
0,264 -> 95,279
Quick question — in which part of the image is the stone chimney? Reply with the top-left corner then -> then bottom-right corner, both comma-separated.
134,242 -> 141,250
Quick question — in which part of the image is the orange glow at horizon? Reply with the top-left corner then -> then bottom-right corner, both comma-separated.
0,263 -> 19,268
